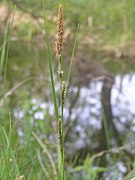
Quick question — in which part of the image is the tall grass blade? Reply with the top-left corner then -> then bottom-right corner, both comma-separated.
19,133 -> 31,169
37,149 -> 51,180
0,8 -> 15,118
0,24 -> 8,75
32,132 -> 58,180
102,107 -> 110,149
42,0 -> 59,122
67,23 -> 79,84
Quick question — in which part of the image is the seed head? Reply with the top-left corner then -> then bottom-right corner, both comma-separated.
58,117 -> 62,152
56,4 -> 64,71
62,81 -> 67,107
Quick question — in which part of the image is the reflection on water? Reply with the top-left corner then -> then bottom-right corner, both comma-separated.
14,73 -> 135,147
13,72 -> 135,179
104,161 -> 127,180
112,74 -> 135,131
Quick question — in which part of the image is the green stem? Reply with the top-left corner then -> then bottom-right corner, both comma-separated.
67,23 -> 79,84
102,107 -> 110,149
59,55 -> 65,180
42,1 -> 59,122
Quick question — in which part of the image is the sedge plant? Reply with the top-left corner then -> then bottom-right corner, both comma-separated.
42,2 -> 64,179
42,1 -> 78,179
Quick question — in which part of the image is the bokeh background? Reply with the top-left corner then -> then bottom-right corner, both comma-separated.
0,0 -> 135,179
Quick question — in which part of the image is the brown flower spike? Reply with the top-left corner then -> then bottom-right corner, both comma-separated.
58,117 -> 63,152
62,81 -> 67,107
56,4 -> 63,71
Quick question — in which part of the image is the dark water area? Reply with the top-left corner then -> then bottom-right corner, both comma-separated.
1,39 -> 135,179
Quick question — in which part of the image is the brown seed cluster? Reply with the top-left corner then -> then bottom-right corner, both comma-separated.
58,117 -> 63,152
57,69 -> 64,78
56,4 -> 64,71
62,81 -> 66,107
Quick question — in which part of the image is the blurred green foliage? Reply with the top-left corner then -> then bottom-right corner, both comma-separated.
8,0 -> 135,46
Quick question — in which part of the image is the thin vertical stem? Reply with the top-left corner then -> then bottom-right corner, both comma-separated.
67,23 -> 79,84
42,0 -> 59,122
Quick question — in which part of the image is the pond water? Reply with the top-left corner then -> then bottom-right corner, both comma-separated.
11,72 -> 135,179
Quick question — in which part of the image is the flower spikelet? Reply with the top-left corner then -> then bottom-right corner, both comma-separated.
56,4 -> 63,70
62,81 -> 67,107
58,117 -> 62,152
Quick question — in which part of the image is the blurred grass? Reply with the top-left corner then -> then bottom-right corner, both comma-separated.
7,0 -> 135,48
